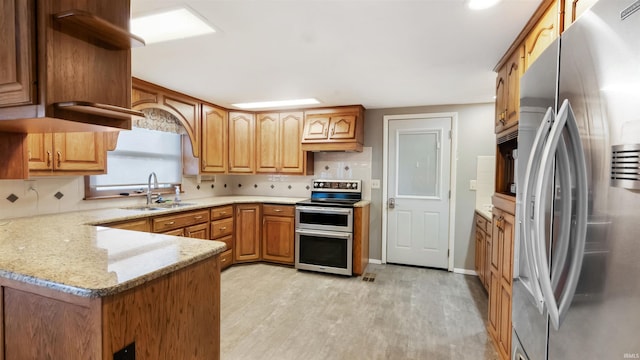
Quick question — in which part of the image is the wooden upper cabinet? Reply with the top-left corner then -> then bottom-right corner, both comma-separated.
525,2 -> 559,70
505,48 -> 523,128
494,66 -> 507,132
201,104 -> 228,173
563,0 -> 597,29
256,111 -> 308,174
228,111 -> 255,174
302,115 -> 331,140
0,0 -> 36,108
256,113 -> 280,173
131,78 -> 200,158
495,46 -> 523,134
27,132 -> 105,174
302,106 -> 365,152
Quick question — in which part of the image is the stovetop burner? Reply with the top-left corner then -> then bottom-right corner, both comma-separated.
297,179 -> 362,208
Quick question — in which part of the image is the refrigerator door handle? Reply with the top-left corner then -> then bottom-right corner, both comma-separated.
551,137 -> 573,290
556,100 -> 589,327
521,106 -> 554,313
534,99 -> 588,331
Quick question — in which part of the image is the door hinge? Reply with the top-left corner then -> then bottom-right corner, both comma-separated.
447,249 -> 450,258
449,130 -> 452,139
448,190 -> 451,199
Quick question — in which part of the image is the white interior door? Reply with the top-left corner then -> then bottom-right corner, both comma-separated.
386,116 -> 451,269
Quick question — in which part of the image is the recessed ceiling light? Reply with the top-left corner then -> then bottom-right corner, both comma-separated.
232,98 -> 321,110
131,7 -> 215,44
467,0 -> 502,10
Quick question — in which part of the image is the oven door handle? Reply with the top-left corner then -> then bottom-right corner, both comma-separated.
296,206 -> 353,215
295,229 -> 352,239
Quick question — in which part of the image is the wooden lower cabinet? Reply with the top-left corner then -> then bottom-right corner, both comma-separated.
262,204 -> 295,265
101,218 -> 150,232
488,200 -> 515,360
1,256 -> 220,359
234,203 -> 261,262
152,209 -> 210,239
211,205 -> 234,270
474,211 -> 491,291
353,204 -> 370,276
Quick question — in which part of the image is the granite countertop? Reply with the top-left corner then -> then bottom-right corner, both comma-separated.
0,195 -> 306,298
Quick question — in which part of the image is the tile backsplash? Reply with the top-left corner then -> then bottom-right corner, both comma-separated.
0,148 -> 372,220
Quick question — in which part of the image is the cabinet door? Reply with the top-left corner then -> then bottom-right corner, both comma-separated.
504,48 -> 523,129
488,270 -> 500,338
256,113 -> 280,173
279,112 -> 305,174
302,114 -> 330,141
262,215 -> 295,264
234,204 -> 261,262
495,66 -> 507,133
162,228 -> 185,236
525,2 -> 558,69
484,231 -> 492,290
500,211 -> 515,287
564,0 -> 597,27
53,133 -> 105,172
228,112 -> 255,173
328,115 -> 357,140
185,222 -> 209,240
498,284 -> 513,359
27,133 -> 53,171
475,227 -> 484,281
0,0 -> 36,107
490,211 -> 502,273
201,104 -> 227,173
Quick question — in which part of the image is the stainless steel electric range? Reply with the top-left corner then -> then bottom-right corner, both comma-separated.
295,179 -> 362,276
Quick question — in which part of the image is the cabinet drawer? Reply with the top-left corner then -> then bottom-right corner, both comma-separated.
476,214 -> 488,233
263,204 -> 294,217
211,205 -> 233,220
211,218 -> 234,239
220,249 -> 233,270
217,235 -> 233,251
152,210 -> 210,233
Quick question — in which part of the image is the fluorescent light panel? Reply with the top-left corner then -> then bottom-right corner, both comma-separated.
232,98 -> 321,109
467,0 -> 501,10
131,8 -> 215,44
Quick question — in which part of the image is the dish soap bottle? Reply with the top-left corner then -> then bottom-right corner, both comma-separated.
174,185 -> 181,203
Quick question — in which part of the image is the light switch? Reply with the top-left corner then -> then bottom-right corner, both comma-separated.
371,179 -> 381,189
469,180 -> 477,190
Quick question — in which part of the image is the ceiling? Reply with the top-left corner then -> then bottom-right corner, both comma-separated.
130,0 -> 542,110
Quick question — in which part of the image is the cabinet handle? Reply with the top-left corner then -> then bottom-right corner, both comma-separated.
220,227 -> 226,231
194,216 -> 203,220
220,211 -> 226,215
221,257 -> 227,263
274,209 -> 282,212
331,127 -> 335,136
165,221 -> 175,225
47,151 -> 52,168
324,128 -> 329,137
56,151 -> 62,167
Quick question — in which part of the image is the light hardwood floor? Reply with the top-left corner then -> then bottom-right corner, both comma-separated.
220,263 -> 499,360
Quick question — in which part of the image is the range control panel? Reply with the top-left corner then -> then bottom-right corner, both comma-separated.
312,179 -> 361,192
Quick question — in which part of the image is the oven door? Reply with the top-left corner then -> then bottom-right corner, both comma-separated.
295,206 -> 353,232
295,229 -> 353,276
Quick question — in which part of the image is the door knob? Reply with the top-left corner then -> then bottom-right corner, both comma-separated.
388,198 -> 395,209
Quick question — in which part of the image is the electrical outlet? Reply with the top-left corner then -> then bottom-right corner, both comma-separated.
371,179 -> 381,189
469,180 -> 477,191
24,180 -> 37,194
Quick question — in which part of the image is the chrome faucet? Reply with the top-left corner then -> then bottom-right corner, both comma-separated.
147,172 -> 158,205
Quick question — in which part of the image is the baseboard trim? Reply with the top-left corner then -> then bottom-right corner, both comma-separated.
368,259 -> 382,265
453,268 -> 477,276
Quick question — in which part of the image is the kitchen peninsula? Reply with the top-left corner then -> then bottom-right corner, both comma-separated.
0,206 -> 227,360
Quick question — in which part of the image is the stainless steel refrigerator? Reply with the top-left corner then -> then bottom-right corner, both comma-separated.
512,0 -> 640,359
